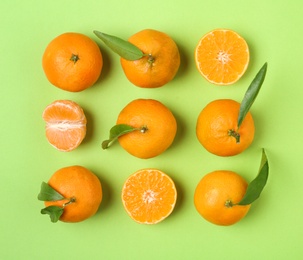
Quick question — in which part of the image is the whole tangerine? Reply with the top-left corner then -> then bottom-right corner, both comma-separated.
42,32 -> 103,92
116,99 -> 177,159
43,165 -> 102,223
120,29 -> 180,88
196,99 -> 255,156
194,170 -> 251,226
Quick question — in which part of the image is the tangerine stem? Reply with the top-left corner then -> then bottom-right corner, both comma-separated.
70,54 -> 80,64
63,197 -> 76,208
147,54 -> 155,64
225,199 -> 234,208
228,129 -> 240,143
140,125 -> 148,133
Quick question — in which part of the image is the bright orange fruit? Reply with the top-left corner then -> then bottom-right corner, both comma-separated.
42,32 -> 103,92
116,99 -> 177,159
44,166 -> 102,223
195,29 -> 249,85
121,169 -> 177,224
120,29 -> 180,88
194,170 -> 251,226
42,100 -> 87,152
196,99 -> 255,156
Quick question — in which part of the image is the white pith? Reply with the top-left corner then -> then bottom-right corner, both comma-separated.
46,120 -> 85,130
216,50 -> 231,64
142,189 -> 157,204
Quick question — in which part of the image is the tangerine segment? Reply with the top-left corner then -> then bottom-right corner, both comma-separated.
122,169 -> 177,224
194,170 -> 251,226
42,32 -> 103,92
196,99 -> 255,156
42,100 -> 87,152
117,99 -> 177,159
45,166 -> 102,223
120,29 -> 180,88
195,29 -> 249,85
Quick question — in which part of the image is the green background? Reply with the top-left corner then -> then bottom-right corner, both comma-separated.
1,0 -> 302,259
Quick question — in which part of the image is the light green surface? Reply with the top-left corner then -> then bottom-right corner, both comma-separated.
1,0 -> 302,259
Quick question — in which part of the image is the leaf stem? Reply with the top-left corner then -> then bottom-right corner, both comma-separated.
63,197 -> 76,207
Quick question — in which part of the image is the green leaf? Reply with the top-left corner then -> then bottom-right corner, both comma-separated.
102,124 -> 141,149
237,148 -> 269,205
37,182 -> 65,201
41,206 -> 64,223
93,30 -> 144,60
238,62 -> 268,128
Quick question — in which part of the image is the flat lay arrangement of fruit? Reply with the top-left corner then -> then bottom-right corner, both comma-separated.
38,28 -> 269,226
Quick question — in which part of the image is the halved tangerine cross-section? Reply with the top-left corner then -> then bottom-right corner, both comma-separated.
121,169 -> 177,224
42,100 -> 87,152
195,29 -> 250,85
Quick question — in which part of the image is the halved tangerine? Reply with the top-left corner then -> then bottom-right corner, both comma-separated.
121,169 -> 177,224
195,29 -> 249,85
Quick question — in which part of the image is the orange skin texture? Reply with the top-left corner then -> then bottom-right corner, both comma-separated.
42,100 -> 87,152
195,29 -> 249,85
116,99 -> 177,159
42,32 -> 103,92
121,168 -> 177,224
120,29 -> 180,88
194,170 -> 251,226
44,166 -> 102,223
196,99 -> 255,156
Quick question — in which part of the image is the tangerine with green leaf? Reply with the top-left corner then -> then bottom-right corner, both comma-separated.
196,63 -> 267,156
194,149 -> 269,226
38,165 -> 102,223
102,99 -> 177,159
196,99 -> 255,156
94,29 -> 180,88
194,170 -> 251,226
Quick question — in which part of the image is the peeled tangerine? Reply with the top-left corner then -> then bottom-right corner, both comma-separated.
42,100 -> 87,152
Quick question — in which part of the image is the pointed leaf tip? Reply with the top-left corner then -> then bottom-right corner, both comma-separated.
238,62 -> 268,128
237,148 -> 269,206
102,124 -> 139,149
93,30 -> 144,60
41,206 -> 64,223
38,182 -> 65,201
